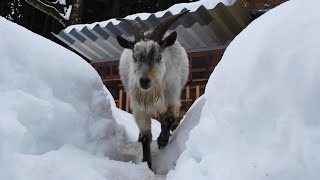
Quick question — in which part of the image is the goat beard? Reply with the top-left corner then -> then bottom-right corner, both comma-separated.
133,79 -> 161,107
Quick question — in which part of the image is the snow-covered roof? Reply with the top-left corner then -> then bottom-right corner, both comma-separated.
63,0 -> 236,33
54,0 -> 252,62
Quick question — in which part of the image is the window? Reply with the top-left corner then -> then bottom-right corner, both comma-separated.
191,55 -> 211,69
112,65 -> 119,75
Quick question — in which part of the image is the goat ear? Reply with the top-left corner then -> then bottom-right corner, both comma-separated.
116,36 -> 134,49
160,31 -> 177,48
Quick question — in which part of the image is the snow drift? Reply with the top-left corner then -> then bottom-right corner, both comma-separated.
0,17 -> 157,180
168,0 -> 320,179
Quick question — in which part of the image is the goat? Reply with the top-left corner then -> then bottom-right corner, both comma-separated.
116,10 -> 189,169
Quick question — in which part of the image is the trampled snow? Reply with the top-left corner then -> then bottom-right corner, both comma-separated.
0,17 -> 159,180
168,0 -> 320,179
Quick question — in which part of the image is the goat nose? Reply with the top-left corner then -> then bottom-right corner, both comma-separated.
139,77 -> 151,90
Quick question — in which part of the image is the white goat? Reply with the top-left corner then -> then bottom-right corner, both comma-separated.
116,10 -> 189,169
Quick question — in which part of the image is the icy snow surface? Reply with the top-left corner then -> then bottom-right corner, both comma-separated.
168,0 -> 320,179
0,16 -> 160,180
64,0 -> 236,32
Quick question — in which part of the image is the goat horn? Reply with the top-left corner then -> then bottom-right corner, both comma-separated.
116,18 -> 144,42
151,10 -> 189,43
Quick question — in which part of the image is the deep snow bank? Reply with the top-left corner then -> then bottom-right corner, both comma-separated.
0,17 -> 156,179
0,16 -> 123,158
169,0 -> 320,179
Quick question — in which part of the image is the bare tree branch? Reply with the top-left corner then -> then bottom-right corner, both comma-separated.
47,0 -> 67,7
40,0 -> 67,13
24,0 -> 70,27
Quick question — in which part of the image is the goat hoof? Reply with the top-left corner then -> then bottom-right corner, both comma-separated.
141,133 -> 152,169
142,157 -> 152,169
157,132 -> 170,149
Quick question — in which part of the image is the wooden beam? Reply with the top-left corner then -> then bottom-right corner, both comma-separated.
126,93 -> 130,112
196,85 -> 200,98
119,89 -> 123,109
186,86 -> 190,100
190,67 -> 214,73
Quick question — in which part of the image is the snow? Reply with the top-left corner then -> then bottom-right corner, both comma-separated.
61,5 -> 72,21
168,0 -> 320,179
59,0 -> 66,5
53,0 -> 66,5
4,145 -> 157,180
154,0 -> 235,17
64,0 -> 236,33
54,0 -> 71,20
0,16 -> 124,158
0,16 -> 159,180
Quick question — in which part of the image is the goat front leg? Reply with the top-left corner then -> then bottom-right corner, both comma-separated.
134,111 -> 152,169
157,102 -> 179,149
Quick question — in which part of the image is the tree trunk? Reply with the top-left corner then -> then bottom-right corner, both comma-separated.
0,0 -> 5,16
70,0 -> 84,24
112,0 -> 120,18
50,17 -> 55,40
30,7 -> 35,29
42,14 -> 49,35
22,1 -> 30,28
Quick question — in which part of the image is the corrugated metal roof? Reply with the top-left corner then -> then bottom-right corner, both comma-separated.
53,0 -> 252,62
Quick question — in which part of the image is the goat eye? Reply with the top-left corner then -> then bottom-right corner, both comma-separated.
132,56 -> 137,62
155,55 -> 162,62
